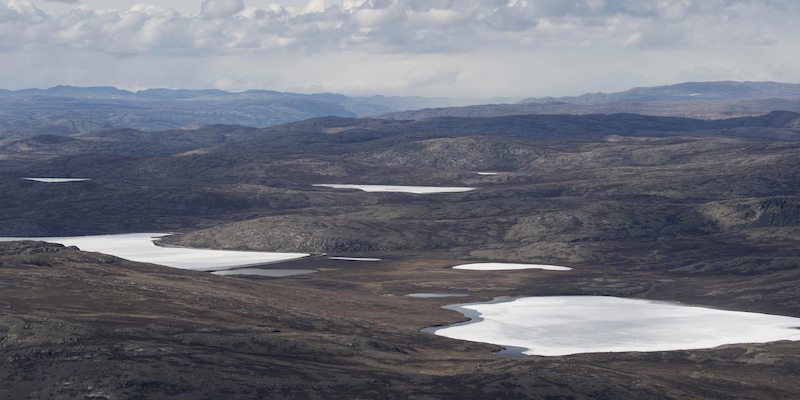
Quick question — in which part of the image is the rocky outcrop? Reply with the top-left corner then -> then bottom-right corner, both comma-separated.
158,215 -> 452,253
700,196 -> 800,230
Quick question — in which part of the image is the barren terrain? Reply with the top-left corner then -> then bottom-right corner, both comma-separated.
3,111 -> 800,398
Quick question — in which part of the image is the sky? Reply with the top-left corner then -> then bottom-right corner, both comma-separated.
1,0 -> 799,97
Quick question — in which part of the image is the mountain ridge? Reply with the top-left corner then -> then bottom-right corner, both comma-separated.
5,81 -> 800,138
0,111 -> 793,160
379,81 -> 800,121
519,81 -> 800,104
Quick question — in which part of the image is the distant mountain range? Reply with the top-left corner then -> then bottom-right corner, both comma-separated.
519,81 -> 800,104
379,81 -> 800,121
0,85 -> 518,137
3,81 -> 800,138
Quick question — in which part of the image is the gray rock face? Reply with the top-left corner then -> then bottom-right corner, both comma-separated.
701,196 -> 800,229
159,214 -> 453,253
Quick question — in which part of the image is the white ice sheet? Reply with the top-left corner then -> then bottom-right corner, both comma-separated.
0,233 -> 309,271
451,263 -> 572,271
313,184 -> 475,194
428,296 -> 800,356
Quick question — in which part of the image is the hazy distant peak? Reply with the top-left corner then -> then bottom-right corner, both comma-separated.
519,81 -> 800,105
132,88 -> 233,100
5,86 -> 135,98
179,123 -> 208,130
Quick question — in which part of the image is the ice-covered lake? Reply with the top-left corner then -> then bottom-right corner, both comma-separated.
312,184 -> 475,194
21,178 -> 91,183
451,263 -> 572,271
0,233 -> 309,271
424,296 -> 800,356
212,268 -> 316,277
328,257 -> 382,261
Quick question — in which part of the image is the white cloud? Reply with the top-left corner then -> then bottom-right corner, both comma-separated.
0,0 -> 798,96
200,0 -> 245,19
2,0 -> 791,55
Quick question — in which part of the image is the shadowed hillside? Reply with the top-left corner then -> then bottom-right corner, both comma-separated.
55,111 -> 800,153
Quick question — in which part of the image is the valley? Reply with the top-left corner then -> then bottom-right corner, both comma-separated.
2,108 -> 800,398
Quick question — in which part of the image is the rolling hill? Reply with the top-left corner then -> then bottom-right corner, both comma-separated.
3,110 -> 800,398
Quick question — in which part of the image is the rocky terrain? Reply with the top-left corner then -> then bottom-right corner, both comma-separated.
3,109 -> 800,398
3,241 -> 800,399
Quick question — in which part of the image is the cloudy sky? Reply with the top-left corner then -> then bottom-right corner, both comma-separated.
1,0 -> 798,97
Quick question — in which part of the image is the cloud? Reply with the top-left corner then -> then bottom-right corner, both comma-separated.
200,0 -> 245,19
0,0 -> 799,96
0,0 -> 796,55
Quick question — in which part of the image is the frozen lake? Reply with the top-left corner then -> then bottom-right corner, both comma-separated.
328,257 -> 382,261
406,293 -> 469,298
21,178 -> 91,183
313,184 -> 475,194
424,296 -> 800,356
0,233 -> 309,271
212,269 -> 316,277
451,263 -> 572,271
